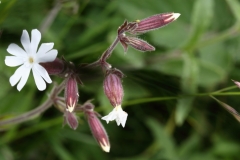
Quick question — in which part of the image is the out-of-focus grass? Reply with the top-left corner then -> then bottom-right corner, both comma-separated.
1,0 -> 240,159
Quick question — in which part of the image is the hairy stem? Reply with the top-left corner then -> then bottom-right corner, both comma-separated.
0,81 -> 65,127
100,36 -> 120,61
85,36 -> 120,69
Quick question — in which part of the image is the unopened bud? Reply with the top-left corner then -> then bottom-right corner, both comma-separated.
65,75 -> 79,112
85,110 -> 110,152
103,69 -> 124,107
64,111 -> 78,130
120,36 -> 155,52
40,58 -> 65,75
130,13 -> 180,34
232,80 -> 240,88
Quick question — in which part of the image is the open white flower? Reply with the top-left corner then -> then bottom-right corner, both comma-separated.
101,105 -> 128,127
5,29 -> 58,91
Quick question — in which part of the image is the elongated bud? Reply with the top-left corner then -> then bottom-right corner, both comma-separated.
130,12 -> 180,34
85,110 -> 110,152
64,111 -> 78,130
103,69 -> 124,107
120,36 -> 155,52
40,58 -> 65,75
232,80 -> 240,88
65,75 -> 79,112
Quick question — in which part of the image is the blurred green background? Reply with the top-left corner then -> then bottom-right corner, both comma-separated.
1,0 -> 240,159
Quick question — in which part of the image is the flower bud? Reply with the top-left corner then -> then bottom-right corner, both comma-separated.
65,74 -> 79,112
130,12 -> 180,34
232,80 -> 240,88
64,111 -> 78,130
120,36 -> 155,52
85,110 -> 110,152
103,69 -> 124,107
40,58 -> 65,75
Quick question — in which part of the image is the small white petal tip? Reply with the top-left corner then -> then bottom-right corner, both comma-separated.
172,13 -> 181,20
66,106 -> 75,112
100,139 -> 110,152
101,105 -> 128,127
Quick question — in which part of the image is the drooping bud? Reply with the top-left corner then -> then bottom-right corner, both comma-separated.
85,108 -> 110,152
40,58 -> 65,75
103,69 -> 124,107
232,80 -> 240,88
63,111 -> 79,130
65,74 -> 79,112
102,69 -> 128,127
129,12 -> 181,34
120,36 -> 155,52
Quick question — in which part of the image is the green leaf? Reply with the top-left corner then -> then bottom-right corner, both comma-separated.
198,59 -> 226,88
226,0 -> 240,22
184,0 -> 214,50
147,56 -> 184,77
46,130 -> 75,160
178,133 -> 201,157
175,97 -> 195,125
176,53 -> 198,125
146,118 -> 177,159
149,21 -> 189,49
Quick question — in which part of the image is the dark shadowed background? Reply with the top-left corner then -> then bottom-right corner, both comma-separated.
1,0 -> 240,159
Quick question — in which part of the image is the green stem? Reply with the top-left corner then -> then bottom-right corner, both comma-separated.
212,85 -> 238,93
121,90 -> 240,108
196,23 -> 240,49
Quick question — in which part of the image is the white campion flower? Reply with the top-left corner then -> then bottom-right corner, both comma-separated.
5,29 -> 58,91
101,105 -> 128,127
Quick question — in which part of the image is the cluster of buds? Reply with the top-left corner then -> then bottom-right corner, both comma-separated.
42,12 -> 180,151
117,12 -> 180,52
99,13 -> 180,127
4,12 -> 180,152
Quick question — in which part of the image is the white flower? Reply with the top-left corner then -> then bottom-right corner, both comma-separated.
5,29 -> 58,91
101,105 -> 128,127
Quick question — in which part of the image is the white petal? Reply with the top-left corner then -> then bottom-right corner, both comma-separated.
16,67 -> 31,91
9,65 -> 26,87
101,109 -> 118,124
32,66 -> 47,91
33,64 -> 52,83
7,43 -> 27,57
101,116 -> 110,123
38,49 -> 58,63
108,111 -> 117,121
172,13 -> 181,20
37,43 -> 54,56
115,118 -> 121,126
5,56 -> 24,67
31,29 -> 41,54
119,111 -> 128,127
21,30 -> 31,54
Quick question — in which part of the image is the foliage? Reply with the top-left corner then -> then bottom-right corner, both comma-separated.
1,0 -> 240,159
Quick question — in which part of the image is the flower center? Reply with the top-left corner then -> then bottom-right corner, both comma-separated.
28,57 -> 34,64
